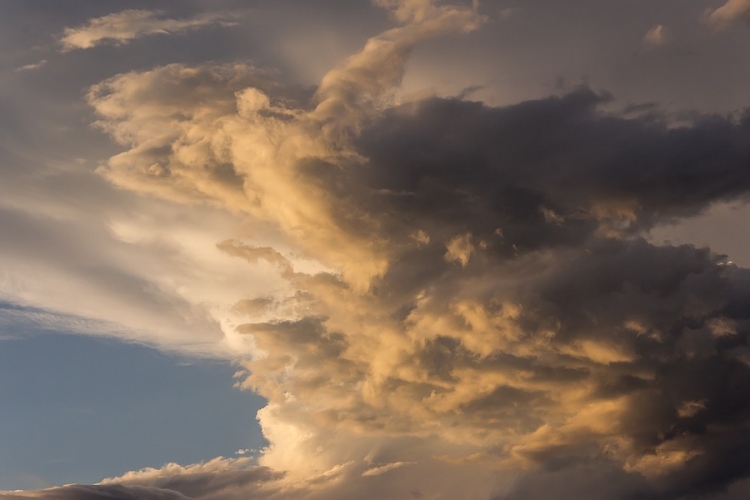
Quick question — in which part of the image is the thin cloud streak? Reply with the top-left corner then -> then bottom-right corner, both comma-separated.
59,9 -> 236,51
15,60 -> 47,72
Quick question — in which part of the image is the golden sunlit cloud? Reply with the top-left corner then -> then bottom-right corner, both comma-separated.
4,1 -> 750,499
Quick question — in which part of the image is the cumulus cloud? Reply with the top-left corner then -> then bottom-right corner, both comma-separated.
88,75 -> 750,499
59,9 -> 235,51
7,0 -> 750,499
81,0 -> 750,494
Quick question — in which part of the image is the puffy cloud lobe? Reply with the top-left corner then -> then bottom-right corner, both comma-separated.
87,0 -> 484,291
87,61 -> 384,291
59,10 -> 235,51
313,0 -> 485,144
237,239 -> 750,490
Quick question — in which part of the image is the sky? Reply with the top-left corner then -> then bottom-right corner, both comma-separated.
2,0 -> 750,499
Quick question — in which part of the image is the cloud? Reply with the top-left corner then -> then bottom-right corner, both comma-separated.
86,0 -> 484,292
79,0 -> 750,492
494,460 -> 651,500
0,459 -> 287,500
98,458 -> 283,500
0,454 -> 506,500
86,67 -> 750,500
706,0 -> 750,29
0,485 -> 192,500
642,24 -> 668,47
361,461 -> 415,476
7,0 -> 750,499
59,9 -> 235,51
15,60 -> 46,72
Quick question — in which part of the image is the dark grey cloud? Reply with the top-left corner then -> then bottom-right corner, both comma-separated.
354,90 -> 750,256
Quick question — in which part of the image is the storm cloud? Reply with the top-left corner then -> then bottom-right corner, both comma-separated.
4,0 -> 750,499
83,47 -> 750,500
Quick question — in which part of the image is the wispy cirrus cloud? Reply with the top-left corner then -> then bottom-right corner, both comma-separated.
59,9 -> 236,52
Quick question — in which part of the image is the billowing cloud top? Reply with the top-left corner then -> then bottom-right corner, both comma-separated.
4,0 -> 750,499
